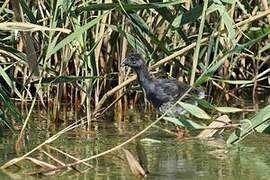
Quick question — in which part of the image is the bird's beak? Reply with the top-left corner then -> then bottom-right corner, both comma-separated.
121,58 -> 128,66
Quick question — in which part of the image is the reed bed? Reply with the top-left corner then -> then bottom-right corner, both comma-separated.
1,0 -> 270,171
1,1 -> 269,122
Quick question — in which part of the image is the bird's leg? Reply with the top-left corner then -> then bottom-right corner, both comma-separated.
176,125 -> 187,139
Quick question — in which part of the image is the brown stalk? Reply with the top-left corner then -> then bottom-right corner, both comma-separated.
25,157 -> 56,169
46,145 -> 93,168
40,149 -> 66,166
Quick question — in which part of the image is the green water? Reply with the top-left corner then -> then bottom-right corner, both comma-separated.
0,110 -> 270,180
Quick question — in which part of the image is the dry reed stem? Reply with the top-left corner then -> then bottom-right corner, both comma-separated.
40,149 -> 66,166
94,8 -> 109,107
37,149 -> 82,175
1,117 -> 87,169
46,145 -> 93,168
96,91 -> 127,116
15,90 -> 39,152
94,8 -> 270,113
25,157 -> 57,169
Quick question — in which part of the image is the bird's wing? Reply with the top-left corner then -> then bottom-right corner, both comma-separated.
152,79 -> 184,101
153,79 -> 203,103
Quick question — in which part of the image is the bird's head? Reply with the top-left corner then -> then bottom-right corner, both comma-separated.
121,52 -> 145,69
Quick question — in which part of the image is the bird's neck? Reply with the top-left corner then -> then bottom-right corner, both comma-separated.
134,65 -> 151,87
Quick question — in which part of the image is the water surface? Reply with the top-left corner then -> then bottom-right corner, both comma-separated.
0,108 -> 270,180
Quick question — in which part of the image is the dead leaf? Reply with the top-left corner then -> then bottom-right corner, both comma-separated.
197,115 -> 232,139
122,148 -> 146,177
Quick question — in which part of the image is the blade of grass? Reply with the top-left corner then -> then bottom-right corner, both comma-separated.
190,0 -> 208,85
227,104 -> 270,144
163,117 -> 206,129
0,66 -> 23,99
75,1 -> 183,12
178,101 -> 211,119
45,14 -> 105,60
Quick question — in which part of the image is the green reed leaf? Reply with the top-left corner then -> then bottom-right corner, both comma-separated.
227,105 -> 270,144
75,1 -> 183,12
172,4 -> 204,27
45,14 -> 105,60
163,117 -> 206,129
178,102 -> 211,119
0,66 -> 23,99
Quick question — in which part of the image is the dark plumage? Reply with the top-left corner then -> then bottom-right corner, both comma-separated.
122,52 -> 204,117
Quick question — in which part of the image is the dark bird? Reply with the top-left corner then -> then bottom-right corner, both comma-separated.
122,52 -> 205,117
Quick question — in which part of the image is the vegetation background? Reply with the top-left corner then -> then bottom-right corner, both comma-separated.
1,0 -> 270,145
1,0 -> 270,177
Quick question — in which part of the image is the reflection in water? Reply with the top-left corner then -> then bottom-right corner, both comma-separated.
0,107 -> 270,180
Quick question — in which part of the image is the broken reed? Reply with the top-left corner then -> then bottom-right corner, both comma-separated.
1,1 -> 270,128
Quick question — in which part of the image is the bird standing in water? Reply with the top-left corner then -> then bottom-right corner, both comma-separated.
122,52 -> 205,119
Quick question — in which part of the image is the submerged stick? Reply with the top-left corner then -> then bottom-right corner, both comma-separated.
46,145 -> 93,168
